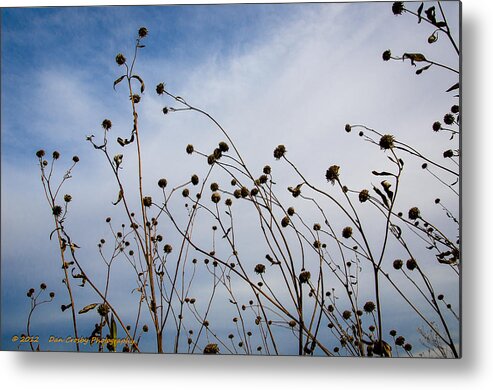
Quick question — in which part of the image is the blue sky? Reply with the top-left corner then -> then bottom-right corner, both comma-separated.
1,1 -> 460,355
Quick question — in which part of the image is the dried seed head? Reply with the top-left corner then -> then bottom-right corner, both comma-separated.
36,149 -> 45,158
299,271 -> 311,284
359,189 -> 370,203
97,303 -> 110,317
273,144 -> 286,159
345,124 -> 352,132
443,149 -> 454,158
52,151 -> 60,160
389,329 -> 397,337
207,154 -> 216,165
213,148 -> 222,160
233,189 -> 241,199
325,165 -> 340,184
210,182 -> 219,192
288,320 -> 296,328
281,216 -> 290,228
254,264 -> 266,274
404,343 -> 412,352
342,310 -> 351,320
182,188 -> 190,198
143,196 -> 152,208
342,226 -> 353,239
408,207 -> 420,220
64,194 -> 72,203
158,178 -> 167,189
52,205 -> 63,217
142,324 -> 149,332
240,186 -> 249,198
287,207 -> 295,216
259,174 -> 268,184
443,113 -> 455,125
40,283 -> 47,290
203,343 -> 219,354
432,121 -> 442,132
211,192 -> 221,204
156,82 -> 165,95
102,119 -> 112,130
363,301 -> 376,313
382,49 -> 392,61
379,134 -> 395,150
395,336 -> 405,346
115,53 -> 126,66
313,240 -> 321,249
392,2 -> 404,15
393,259 -> 403,270
313,223 -> 321,231
163,244 -> 173,254
138,27 -> 148,38
49,292 -> 55,299
406,258 -> 418,271
131,94 -> 141,104
451,105 -> 460,114
191,174 -> 199,186
225,198 -> 232,206
218,141 -> 229,152
250,188 -> 259,197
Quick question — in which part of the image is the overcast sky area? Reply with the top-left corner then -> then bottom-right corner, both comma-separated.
1,1 -> 460,356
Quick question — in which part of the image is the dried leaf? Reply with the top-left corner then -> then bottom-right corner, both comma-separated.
417,2 -> 424,23
446,82 -> 460,92
78,303 -> 98,314
372,170 -> 394,176
416,64 -> 432,75
131,75 -> 145,93
113,75 -> 125,90
113,189 -> 124,205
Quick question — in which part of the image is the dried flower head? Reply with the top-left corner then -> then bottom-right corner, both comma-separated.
287,207 -> 295,216
443,113 -> 455,125
432,121 -> 442,132
163,244 -> 173,254
408,207 -> 420,220
211,192 -> 221,204
342,226 -> 353,239
281,216 -> 290,228
240,186 -> 249,198
451,105 -> 460,114
142,324 -> 149,333
382,49 -> 392,61
52,205 -> 63,217
218,141 -> 229,152
359,189 -> 370,203
64,194 -> 72,203
379,134 -> 395,150
393,259 -> 403,270
259,174 -> 268,184
49,292 -> 55,299
325,165 -> 340,184
182,188 -> 190,198
191,174 -> 199,186
131,94 -> 141,104
207,154 -> 216,165
115,53 -> 126,66
363,301 -> 376,313
443,149 -> 454,158
102,119 -> 112,131
345,124 -> 352,132
203,343 -> 219,354
52,151 -> 60,160
156,82 -> 165,95
313,223 -> 321,231
263,165 -> 271,175
143,196 -> 152,208
406,258 -> 418,271
392,2 -> 405,15
404,343 -> 412,352
36,149 -> 45,158
97,303 -> 110,317
299,270 -> 311,284
273,144 -> 286,159
158,178 -> 167,189
225,198 -> 232,207
138,27 -> 148,38
342,310 -> 352,320
213,148 -> 222,160
254,264 -> 266,274
288,320 -> 297,328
